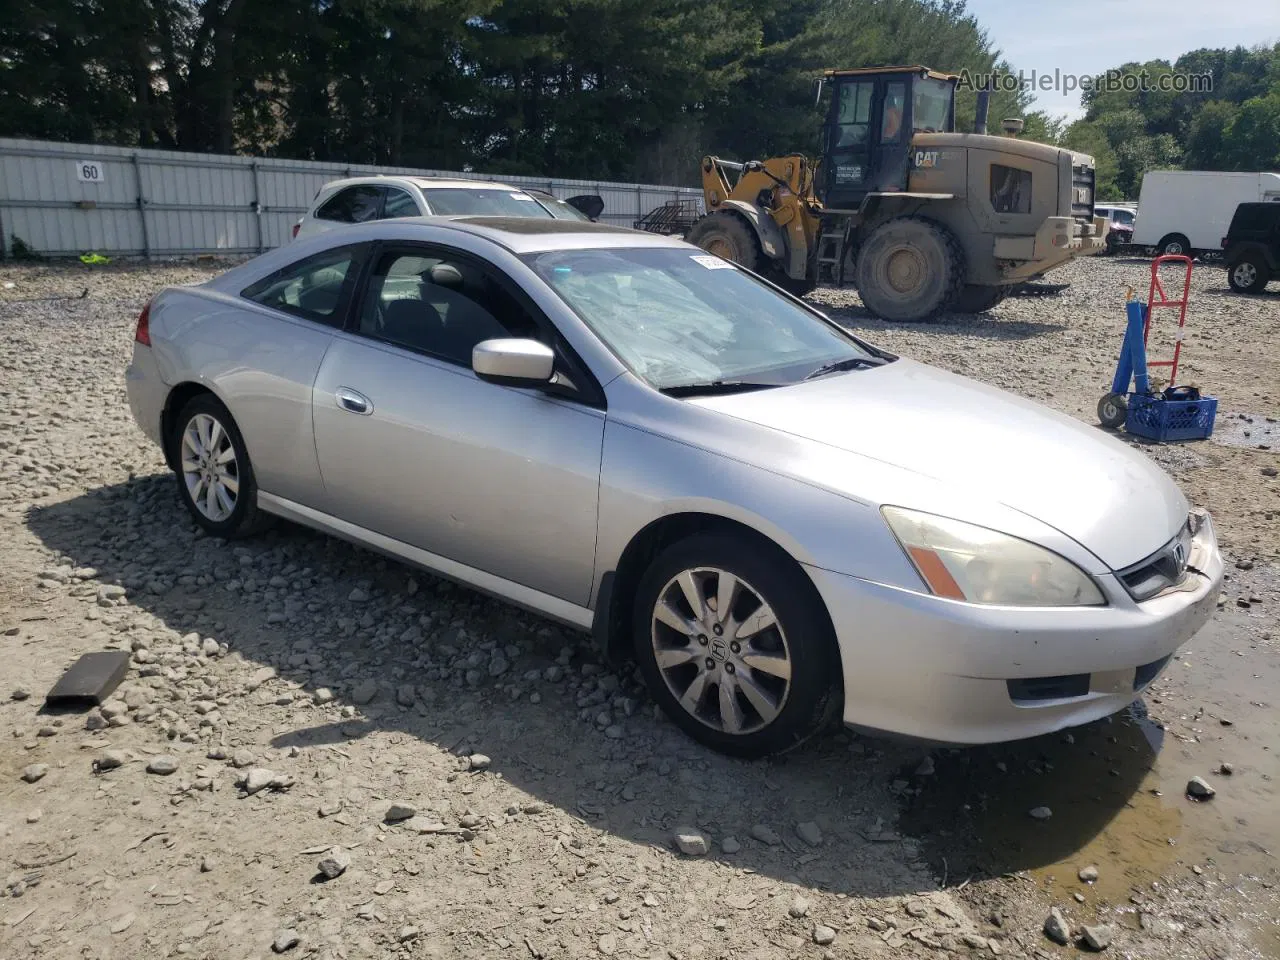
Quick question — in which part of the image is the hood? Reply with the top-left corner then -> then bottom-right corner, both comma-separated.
688,359 -> 1188,570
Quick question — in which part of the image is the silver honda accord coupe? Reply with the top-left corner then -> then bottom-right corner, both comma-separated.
125,216 -> 1224,757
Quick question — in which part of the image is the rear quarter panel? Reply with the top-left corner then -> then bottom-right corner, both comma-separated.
148,287 -> 334,505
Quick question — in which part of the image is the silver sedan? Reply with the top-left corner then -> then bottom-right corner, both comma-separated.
125,216 -> 1224,757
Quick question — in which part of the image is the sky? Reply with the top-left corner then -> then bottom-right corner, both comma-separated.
961,0 -> 1280,121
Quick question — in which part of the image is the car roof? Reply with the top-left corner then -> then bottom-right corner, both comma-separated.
322,215 -> 687,254
318,175 -> 527,193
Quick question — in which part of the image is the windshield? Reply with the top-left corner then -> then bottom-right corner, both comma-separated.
422,188 -> 554,218
1112,209 -> 1135,226
533,194 -> 592,221
913,77 -> 953,134
527,247 -> 879,390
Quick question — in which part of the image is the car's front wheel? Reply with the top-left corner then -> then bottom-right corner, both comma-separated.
633,533 -> 840,758
171,394 -> 269,538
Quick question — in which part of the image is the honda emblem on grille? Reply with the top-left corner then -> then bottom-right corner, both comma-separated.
1172,541 -> 1187,569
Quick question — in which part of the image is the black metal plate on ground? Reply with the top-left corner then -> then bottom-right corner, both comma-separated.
44,650 -> 130,707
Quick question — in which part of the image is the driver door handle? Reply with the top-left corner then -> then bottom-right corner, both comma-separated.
335,387 -> 373,416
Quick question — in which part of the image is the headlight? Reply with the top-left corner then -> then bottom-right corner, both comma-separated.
882,507 -> 1105,607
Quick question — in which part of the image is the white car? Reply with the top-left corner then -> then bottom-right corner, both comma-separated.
292,176 -> 560,240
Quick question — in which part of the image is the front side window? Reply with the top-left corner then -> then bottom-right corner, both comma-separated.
912,77 -> 953,134
382,188 -> 420,219
882,82 -> 906,141
316,185 -> 383,223
991,164 -> 1033,214
357,249 -> 540,364
421,188 -> 555,218
527,248 -> 879,391
241,246 -> 362,324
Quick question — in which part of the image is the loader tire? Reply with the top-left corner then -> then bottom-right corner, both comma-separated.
686,212 -> 761,272
771,270 -> 818,298
854,216 -> 964,321
951,283 -> 1010,314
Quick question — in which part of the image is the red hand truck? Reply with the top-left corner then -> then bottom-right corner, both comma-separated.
1142,254 -> 1193,386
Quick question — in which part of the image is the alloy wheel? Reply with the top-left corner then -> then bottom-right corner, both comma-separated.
650,567 -> 792,735
181,413 -> 239,522
1232,262 -> 1257,289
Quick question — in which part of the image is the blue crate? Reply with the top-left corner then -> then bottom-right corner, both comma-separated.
1125,393 -> 1218,442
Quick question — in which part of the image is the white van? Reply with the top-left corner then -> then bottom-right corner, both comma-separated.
1132,171 -> 1280,257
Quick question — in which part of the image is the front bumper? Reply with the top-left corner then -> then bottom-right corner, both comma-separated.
807,512 -> 1223,744
995,216 -> 1108,280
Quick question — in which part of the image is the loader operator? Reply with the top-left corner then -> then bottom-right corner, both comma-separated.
882,88 -> 904,139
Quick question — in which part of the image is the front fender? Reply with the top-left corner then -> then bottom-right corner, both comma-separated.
718,200 -> 789,264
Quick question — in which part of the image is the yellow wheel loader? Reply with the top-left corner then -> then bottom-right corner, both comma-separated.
687,65 -> 1108,320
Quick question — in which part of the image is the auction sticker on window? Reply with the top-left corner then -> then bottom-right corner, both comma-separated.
691,255 -> 735,269
510,192 -> 536,201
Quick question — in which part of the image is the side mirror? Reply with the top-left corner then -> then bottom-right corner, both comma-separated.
429,262 -> 464,288
472,338 -> 555,386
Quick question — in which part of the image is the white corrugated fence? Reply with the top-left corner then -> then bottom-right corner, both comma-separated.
0,138 -> 704,258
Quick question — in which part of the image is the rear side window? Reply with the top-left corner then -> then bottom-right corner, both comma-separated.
420,188 -> 555,218
382,188 -> 420,219
1232,206 -> 1272,233
316,185 -> 383,223
991,164 -> 1032,214
241,246 -> 364,325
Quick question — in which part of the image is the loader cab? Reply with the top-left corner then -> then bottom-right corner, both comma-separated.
819,65 -> 958,209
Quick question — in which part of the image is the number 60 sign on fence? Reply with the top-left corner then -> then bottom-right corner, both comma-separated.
75,160 -> 104,183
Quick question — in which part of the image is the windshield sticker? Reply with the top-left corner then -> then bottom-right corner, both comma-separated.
510,192 -> 536,201
691,255 -> 735,269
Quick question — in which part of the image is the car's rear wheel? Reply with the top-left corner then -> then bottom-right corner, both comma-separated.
1156,233 -> 1191,258
854,216 -> 964,321
1228,256 -> 1269,294
171,394 -> 269,538
633,533 -> 840,758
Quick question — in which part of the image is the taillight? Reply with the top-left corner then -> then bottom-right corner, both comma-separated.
1220,236 -> 1228,248
135,301 -> 152,346
292,222 -> 301,238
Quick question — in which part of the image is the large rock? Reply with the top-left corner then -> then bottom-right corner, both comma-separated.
317,846 -> 351,879
1081,923 -> 1114,951
1044,907 -> 1071,945
673,826 -> 709,856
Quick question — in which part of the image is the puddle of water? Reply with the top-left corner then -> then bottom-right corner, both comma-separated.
899,612 -> 1279,909
1212,411 -> 1280,450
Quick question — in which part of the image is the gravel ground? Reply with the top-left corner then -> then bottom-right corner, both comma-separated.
1,254 -> 1277,960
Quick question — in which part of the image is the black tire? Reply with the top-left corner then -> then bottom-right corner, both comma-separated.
170,393 -> 270,538
1227,255 -> 1269,294
1156,234 -> 1191,258
632,533 -> 840,759
685,211 -> 762,273
854,216 -> 964,321
1098,392 -> 1128,430
951,284 -> 1010,314
771,268 -> 818,298
1104,232 -> 1118,257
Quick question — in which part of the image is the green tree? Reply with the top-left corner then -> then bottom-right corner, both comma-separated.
1183,100 -> 1237,169
1223,92 -> 1280,169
